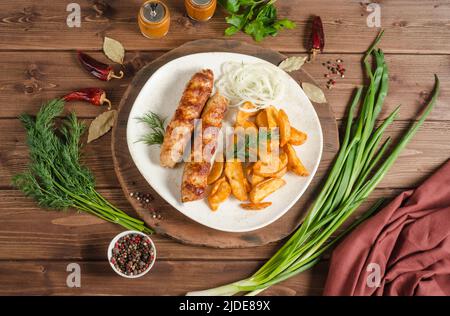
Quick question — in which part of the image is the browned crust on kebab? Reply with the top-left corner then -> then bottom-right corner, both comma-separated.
159,69 -> 214,168
181,93 -> 229,202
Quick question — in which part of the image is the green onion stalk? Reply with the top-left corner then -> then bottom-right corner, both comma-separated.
12,99 -> 153,234
186,31 -> 440,296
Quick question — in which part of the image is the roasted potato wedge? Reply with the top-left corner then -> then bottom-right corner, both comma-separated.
269,152 -> 288,178
284,144 -> 309,176
233,123 -> 258,162
245,163 -> 253,178
249,178 -> 286,203
250,172 -> 266,186
244,177 -> 252,192
271,166 -> 287,178
265,106 -> 278,128
277,109 -> 291,147
290,127 -> 307,146
253,156 -> 281,177
241,120 -> 258,131
207,160 -> 224,185
269,130 -> 280,153
246,163 -> 266,186
257,129 -> 280,160
243,164 -> 252,192
224,159 -> 248,201
279,151 -> 288,169
208,177 -> 231,211
236,102 -> 258,126
240,202 -> 272,210
253,151 -> 287,177
256,110 -> 268,128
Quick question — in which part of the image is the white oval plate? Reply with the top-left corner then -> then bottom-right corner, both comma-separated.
127,52 -> 323,233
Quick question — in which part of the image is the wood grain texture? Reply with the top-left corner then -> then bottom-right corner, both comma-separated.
0,188 -> 400,261
112,39 -> 339,248
1,1 -> 450,54
0,260 -> 328,295
0,51 -> 163,118
1,119 -> 448,189
0,51 -> 448,120
0,0 -> 449,297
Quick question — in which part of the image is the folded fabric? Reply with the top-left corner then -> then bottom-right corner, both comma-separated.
323,159 -> 450,296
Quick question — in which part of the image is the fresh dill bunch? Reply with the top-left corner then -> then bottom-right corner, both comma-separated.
136,111 -> 165,145
12,99 -> 153,234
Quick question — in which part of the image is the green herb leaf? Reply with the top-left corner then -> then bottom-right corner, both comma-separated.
225,25 -> 240,36
12,99 -> 153,234
219,0 -> 241,13
219,0 -> 296,42
255,2 -> 277,24
136,111 -> 165,146
185,31 -> 440,297
226,14 -> 246,29
244,20 -> 266,42
273,19 -> 296,30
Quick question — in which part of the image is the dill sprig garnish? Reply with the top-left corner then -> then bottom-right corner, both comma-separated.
12,99 -> 153,234
136,111 -> 165,146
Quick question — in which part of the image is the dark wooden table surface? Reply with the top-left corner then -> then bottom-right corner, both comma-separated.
0,0 -> 449,295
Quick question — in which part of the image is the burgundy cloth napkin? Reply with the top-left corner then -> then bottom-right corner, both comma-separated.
323,159 -> 450,296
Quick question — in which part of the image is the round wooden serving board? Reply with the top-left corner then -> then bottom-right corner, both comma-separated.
112,39 -> 339,248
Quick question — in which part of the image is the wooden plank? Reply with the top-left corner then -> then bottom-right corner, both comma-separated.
1,119 -> 448,189
302,53 -> 450,121
0,119 -> 119,188
0,1 -> 449,54
0,0 -> 447,297
0,260 -> 328,295
0,51 -> 448,120
0,51 -> 163,118
0,189 -> 279,260
111,38 -> 339,248
0,188 -> 403,260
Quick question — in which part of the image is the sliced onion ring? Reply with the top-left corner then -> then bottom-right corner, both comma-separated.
216,62 -> 285,111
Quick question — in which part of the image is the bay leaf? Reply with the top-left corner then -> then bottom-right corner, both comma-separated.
302,82 -> 327,104
278,56 -> 307,72
103,37 -> 125,64
88,110 -> 118,143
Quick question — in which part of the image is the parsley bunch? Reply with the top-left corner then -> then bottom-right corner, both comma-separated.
219,0 -> 296,42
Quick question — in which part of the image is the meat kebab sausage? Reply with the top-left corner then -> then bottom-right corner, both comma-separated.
181,92 -> 229,202
160,69 -> 214,168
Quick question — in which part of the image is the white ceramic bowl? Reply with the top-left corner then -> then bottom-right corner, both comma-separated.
107,230 -> 156,278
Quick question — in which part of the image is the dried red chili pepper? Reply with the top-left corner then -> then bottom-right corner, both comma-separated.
309,16 -> 325,62
77,51 -> 124,81
63,88 -> 112,110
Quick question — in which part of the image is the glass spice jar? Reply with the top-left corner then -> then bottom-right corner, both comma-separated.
138,0 -> 171,39
184,0 -> 217,22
